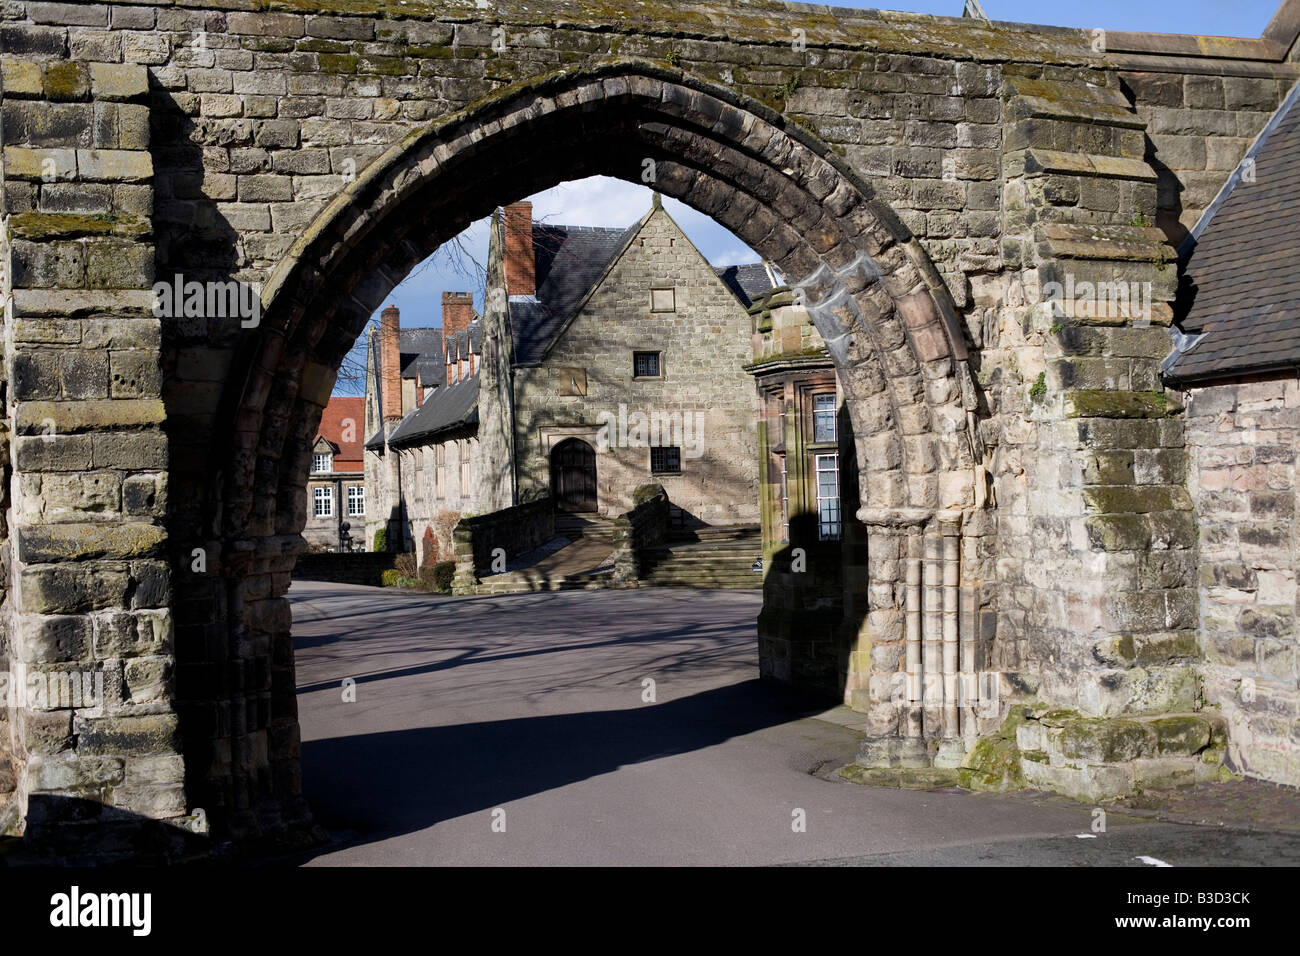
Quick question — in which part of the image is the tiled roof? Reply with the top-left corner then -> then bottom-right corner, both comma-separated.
316,396 -> 365,470
1164,81 -> 1300,384
386,374 -> 480,448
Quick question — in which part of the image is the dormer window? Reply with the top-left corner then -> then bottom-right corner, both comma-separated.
312,452 -> 333,474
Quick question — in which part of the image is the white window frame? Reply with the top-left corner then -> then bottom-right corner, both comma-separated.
313,485 -> 334,518
815,453 -> 840,541
347,485 -> 365,516
812,392 -> 837,444
312,452 -> 333,474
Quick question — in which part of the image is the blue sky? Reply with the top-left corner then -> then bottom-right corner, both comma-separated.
333,0 -> 1282,395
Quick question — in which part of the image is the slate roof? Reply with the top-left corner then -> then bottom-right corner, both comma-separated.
509,219 -> 775,365
385,374 -> 480,449
715,263 -> 776,309
1164,81 -> 1300,384
400,327 -> 443,380
511,222 -> 639,365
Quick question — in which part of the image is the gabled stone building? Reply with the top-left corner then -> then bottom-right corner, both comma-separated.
303,396 -> 366,551
365,196 -> 777,563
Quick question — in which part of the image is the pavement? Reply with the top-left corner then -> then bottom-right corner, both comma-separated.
288,580 -> 1300,866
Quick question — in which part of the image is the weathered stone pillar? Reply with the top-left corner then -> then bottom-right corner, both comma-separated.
2,51 -> 186,848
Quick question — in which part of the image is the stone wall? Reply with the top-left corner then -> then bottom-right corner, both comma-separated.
292,550 -> 395,587
610,483 -> 669,584
512,206 -> 759,524
1120,70 -> 1289,241
451,495 -> 554,594
1186,378 -> 1300,785
2,0 -> 1299,841
394,435 -> 483,565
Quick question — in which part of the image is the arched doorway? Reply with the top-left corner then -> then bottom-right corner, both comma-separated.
551,438 -> 598,513
167,62 -> 978,841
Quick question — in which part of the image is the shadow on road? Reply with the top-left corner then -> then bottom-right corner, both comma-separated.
291,678 -> 829,863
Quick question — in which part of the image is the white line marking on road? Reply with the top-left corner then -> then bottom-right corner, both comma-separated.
1136,855 -> 1173,867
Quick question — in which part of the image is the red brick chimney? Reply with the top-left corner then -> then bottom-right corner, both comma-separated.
442,291 -> 474,386
380,304 -> 402,423
504,201 -> 535,297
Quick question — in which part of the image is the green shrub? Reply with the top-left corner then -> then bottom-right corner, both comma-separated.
396,575 -> 418,588
433,561 -> 456,593
380,569 -> 401,587
373,528 -> 387,552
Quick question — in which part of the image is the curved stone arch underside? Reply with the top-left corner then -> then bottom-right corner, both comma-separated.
203,61 -> 986,834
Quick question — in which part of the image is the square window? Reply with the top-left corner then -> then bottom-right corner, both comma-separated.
633,351 -> 661,378
312,452 -> 332,473
812,393 -> 837,444
651,288 -> 676,312
651,446 -> 681,474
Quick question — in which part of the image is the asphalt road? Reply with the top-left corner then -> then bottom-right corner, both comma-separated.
289,581 -> 1300,866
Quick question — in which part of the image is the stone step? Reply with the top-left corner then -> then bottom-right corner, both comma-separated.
667,524 -> 761,543
477,570 -> 617,594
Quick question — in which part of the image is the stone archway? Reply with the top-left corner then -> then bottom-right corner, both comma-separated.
170,61 -> 986,839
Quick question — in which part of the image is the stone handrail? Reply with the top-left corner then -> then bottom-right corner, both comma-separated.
611,484 -> 669,585
450,497 -> 555,594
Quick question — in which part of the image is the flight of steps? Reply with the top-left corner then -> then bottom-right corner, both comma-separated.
474,563 -> 615,594
475,514 -> 616,594
638,525 -> 763,589
554,513 -> 618,543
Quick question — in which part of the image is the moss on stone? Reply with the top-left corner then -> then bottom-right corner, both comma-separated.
42,61 -> 89,101
958,735 -> 1026,792
297,38 -> 351,54
1059,717 -> 1154,762
318,53 -> 359,74
632,482 -> 666,505
1151,715 -> 1212,756
1063,389 -> 1169,419
1082,484 -> 1186,515
407,44 -> 455,59
9,212 -> 150,240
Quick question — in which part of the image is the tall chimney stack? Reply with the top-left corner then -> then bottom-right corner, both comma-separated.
442,291 -> 475,386
380,304 -> 403,423
504,201 -> 535,297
